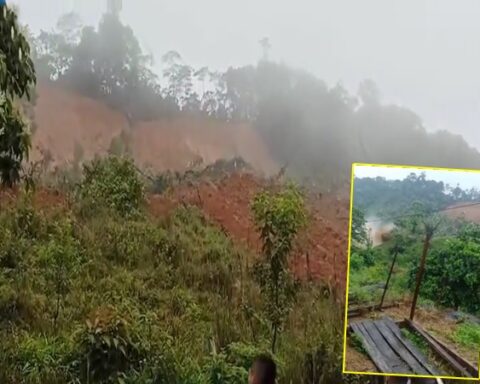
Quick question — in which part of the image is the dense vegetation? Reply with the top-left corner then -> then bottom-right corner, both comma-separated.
411,223 -> 480,313
28,11 -> 480,188
0,156 -> 377,384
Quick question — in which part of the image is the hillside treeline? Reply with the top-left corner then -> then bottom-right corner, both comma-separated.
29,12 -> 480,187
354,172 -> 480,217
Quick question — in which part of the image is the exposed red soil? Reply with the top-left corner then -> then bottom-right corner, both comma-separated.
133,119 -> 277,175
148,173 -> 350,293
445,202 -> 480,224
31,83 -> 277,175
32,83 -> 126,165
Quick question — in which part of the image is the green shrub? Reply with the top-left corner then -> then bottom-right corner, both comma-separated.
11,193 -> 46,240
349,249 -> 375,271
77,156 -> 144,217
96,218 -> 172,267
36,219 -> 82,329
204,353 -> 248,384
73,313 -> 145,383
409,235 -> 480,312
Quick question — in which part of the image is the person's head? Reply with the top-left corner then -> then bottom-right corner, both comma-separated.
248,354 -> 277,384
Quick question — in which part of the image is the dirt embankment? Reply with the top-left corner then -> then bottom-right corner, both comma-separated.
31,83 -> 277,175
445,202 -> 480,223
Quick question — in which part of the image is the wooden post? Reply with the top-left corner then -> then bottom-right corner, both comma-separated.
379,249 -> 398,310
409,231 -> 433,320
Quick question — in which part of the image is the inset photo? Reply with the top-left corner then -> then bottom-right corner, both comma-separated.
343,163 -> 480,381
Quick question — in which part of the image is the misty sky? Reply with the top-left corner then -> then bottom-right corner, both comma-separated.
11,0 -> 480,150
354,164 -> 480,190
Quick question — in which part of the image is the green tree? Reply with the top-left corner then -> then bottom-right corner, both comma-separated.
34,12 -> 160,120
396,202 -> 443,320
0,4 -> 36,186
161,50 -> 196,111
351,207 -> 368,246
252,184 -> 307,353
412,223 -> 480,312
78,156 -> 145,217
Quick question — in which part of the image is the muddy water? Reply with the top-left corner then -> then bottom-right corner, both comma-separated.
366,216 -> 395,246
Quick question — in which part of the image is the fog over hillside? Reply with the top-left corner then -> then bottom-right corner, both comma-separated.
13,0 -> 480,150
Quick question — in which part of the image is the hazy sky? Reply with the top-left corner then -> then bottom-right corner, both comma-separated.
354,164 -> 480,190
11,0 -> 480,149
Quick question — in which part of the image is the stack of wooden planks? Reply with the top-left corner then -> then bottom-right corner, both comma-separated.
349,317 -> 440,376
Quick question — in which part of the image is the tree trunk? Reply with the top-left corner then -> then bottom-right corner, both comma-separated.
379,249 -> 398,309
409,232 -> 432,320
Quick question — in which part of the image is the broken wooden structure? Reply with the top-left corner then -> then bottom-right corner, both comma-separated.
348,302 -> 400,318
348,316 -> 479,379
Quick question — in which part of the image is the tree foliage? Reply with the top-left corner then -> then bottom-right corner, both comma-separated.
77,156 -> 144,217
252,184 -> 307,352
351,207 -> 368,246
0,4 -> 36,186
410,223 -> 480,312
353,172 -> 469,218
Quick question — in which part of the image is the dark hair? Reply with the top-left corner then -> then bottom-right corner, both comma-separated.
251,354 -> 277,384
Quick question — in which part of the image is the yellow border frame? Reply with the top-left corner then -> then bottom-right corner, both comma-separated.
342,162 -> 480,381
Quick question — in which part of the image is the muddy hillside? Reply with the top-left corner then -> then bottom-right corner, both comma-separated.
31,83 -> 278,176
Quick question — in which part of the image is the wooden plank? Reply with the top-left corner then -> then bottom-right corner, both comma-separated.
405,319 -> 473,378
427,333 -> 479,376
361,320 -> 412,374
406,319 -> 479,378
348,302 -> 399,318
375,319 -> 436,376
383,317 -> 441,376
350,321 -> 392,373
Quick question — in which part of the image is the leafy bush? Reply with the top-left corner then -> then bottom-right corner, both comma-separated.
409,232 -> 480,312
349,249 -> 375,271
77,156 -> 144,217
73,311 -> 145,383
204,353 -> 247,384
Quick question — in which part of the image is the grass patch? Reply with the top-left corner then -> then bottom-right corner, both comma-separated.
350,333 -> 368,356
453,323 -> 480,349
